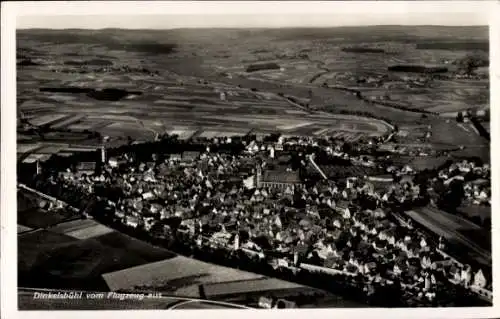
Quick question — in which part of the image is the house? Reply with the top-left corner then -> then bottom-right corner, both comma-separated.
372,239 -> 386,251
144,217 -> 156,231
368,175 -> 394,183
372,208 -> 386,219
400,175 -> 414,185
76,161 -> 97,176
461,266 -> 473,286
326,198 -> 335,208
108,157 -> 123,168
420,237 -> 428,249
473,269 -> 487,288
444,175 -> 464,186
330,229 -> 343,241
182,151 -> 200,162
421,254 -> 432,269
378,229 -> 389,241
424,274 -> 432,291
341,189 -> 349,199
142,192 -> 154,200
401,165 -> 414,174
169,153 -> 182,161
393,263 -> 403,276
365,262 -> 377,274
450,265 -> 462,283
125,215 -> 140,228
335,200 -> 350,216
115,210 -> 125,219
381,193 -> 390,202
258,297 -> 273,309
333,218 -> 342,228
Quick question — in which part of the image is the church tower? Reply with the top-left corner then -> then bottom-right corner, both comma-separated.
101,145 -> 106,164
255,164 -> 262,188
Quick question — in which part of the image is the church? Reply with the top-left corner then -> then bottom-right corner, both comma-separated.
255,165 -> 303,190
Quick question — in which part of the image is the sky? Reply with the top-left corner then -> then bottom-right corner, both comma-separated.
14,2 -> 493,29
17,13 -> 488,30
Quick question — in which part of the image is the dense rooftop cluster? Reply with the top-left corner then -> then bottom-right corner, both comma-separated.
26,132 -> 491,307
435,160 -> 490,206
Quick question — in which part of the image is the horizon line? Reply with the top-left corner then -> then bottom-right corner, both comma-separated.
17,24 -> 489,31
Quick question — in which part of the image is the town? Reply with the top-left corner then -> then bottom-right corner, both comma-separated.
19,127 -> 492,307
14,19 -> 492,311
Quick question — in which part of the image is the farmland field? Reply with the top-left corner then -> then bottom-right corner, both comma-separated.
18,227 -> 177,291
48,218 -> 115,240
19,27 -> 468,159
102,255 -> 265,296
101,255 -> 329,299
203,277 -> 311,297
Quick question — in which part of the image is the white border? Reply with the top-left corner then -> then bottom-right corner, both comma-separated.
2,1 -> 499,319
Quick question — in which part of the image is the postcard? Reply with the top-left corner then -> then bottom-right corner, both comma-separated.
1,1 -> 499,319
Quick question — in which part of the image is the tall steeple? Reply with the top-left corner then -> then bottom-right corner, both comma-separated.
256,164 -> 262,188
101,144 -> 106,163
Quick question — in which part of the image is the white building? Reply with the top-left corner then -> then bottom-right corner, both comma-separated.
473,269 -> 487,288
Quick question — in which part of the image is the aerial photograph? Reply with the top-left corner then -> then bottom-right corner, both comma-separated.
15,7 -> 491,310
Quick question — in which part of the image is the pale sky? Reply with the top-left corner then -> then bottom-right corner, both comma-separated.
17,13 -> 488,30
14,2 -> 493,29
